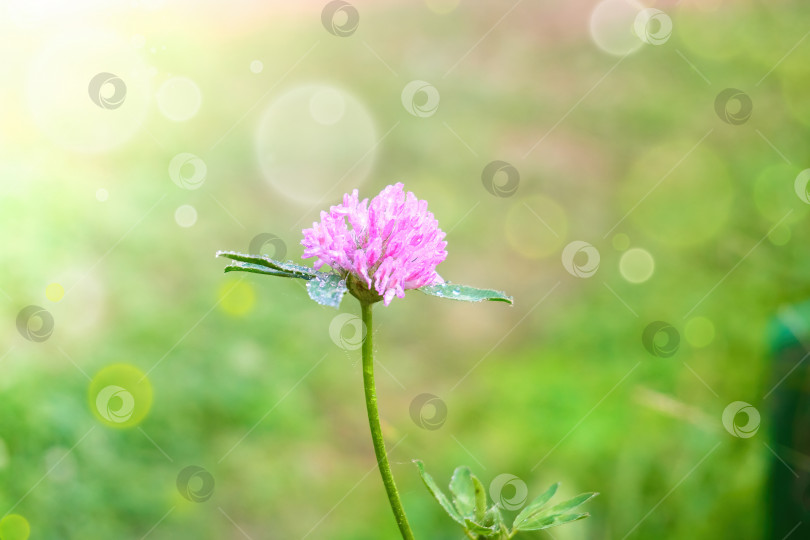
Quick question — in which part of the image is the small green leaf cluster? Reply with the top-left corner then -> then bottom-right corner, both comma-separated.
414,461 -> 596,539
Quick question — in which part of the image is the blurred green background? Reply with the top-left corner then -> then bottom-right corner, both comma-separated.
2,0 -> 809,538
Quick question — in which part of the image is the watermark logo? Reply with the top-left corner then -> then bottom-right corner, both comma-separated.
409,393 -> 447,430
634,8 -> 672,45
401,80 -> 440,118
321,1 -> 359,37
715,88 -> 752,125
176,465 -> 215,502
562,241 -> 600,278
329,313 -> 366,351
481,160 -> 519,197
249,233 -> 287,260
722,401 -> 760,438
168,153 -> 206,190
642,321 -> 680,357
16,305 -> 54,342
489,473 -> 528,511
88,72 -> 127,109
95,385 -> 135,423
88,364 -> 153,429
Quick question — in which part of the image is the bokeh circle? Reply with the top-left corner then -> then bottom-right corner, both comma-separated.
255,85 -> 377,204
621,143 -> 732,247
619,247 -> 654,283
505,195 -> 568,259
0,514 -> 29,540
27,29 -> 151,153
754,164 -> 808,222
156,76 -> 202,122
590,0 -> 645,56
685,316 -> 715,348
175,205 -> 198,228
88,364 -> 153,429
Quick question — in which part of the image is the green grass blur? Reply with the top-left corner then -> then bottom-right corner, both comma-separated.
2,1 -> 809,538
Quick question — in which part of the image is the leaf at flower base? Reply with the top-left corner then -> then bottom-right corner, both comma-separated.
449,466 -> 476,518
306,273 -> 348,309
419,283 -> 513,304
513,492 -> 598,532
472,474 -> 487,523
216,251 -> 318,279
223,260 -> 303,279
513,482 -> 560,527
414,460 -> 465,525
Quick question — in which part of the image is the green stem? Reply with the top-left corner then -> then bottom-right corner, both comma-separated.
360,301 -> 416,540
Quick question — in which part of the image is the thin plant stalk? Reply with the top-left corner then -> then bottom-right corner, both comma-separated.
360,301 -> 415,540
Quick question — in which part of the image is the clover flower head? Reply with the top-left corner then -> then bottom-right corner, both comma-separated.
301,183 -> 447,305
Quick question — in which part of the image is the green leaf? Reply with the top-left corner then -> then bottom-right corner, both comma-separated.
545,492 -> 598,515
306,273 -> 348,309
450,467 -> 476,518
223,260 -> 302,278
472,474 -> 487,523
513,511 -> 590,531
217,250 -> 348,308
513,492 -> 598,532
216,251 -> 317,279
414,460 -> 465,525
419,283 -> 513,304
513,482 -> 559,527
463,518 -> 498,537
483,504 -> 504,529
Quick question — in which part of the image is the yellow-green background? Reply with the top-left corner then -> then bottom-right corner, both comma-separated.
1,0 -> 808,538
